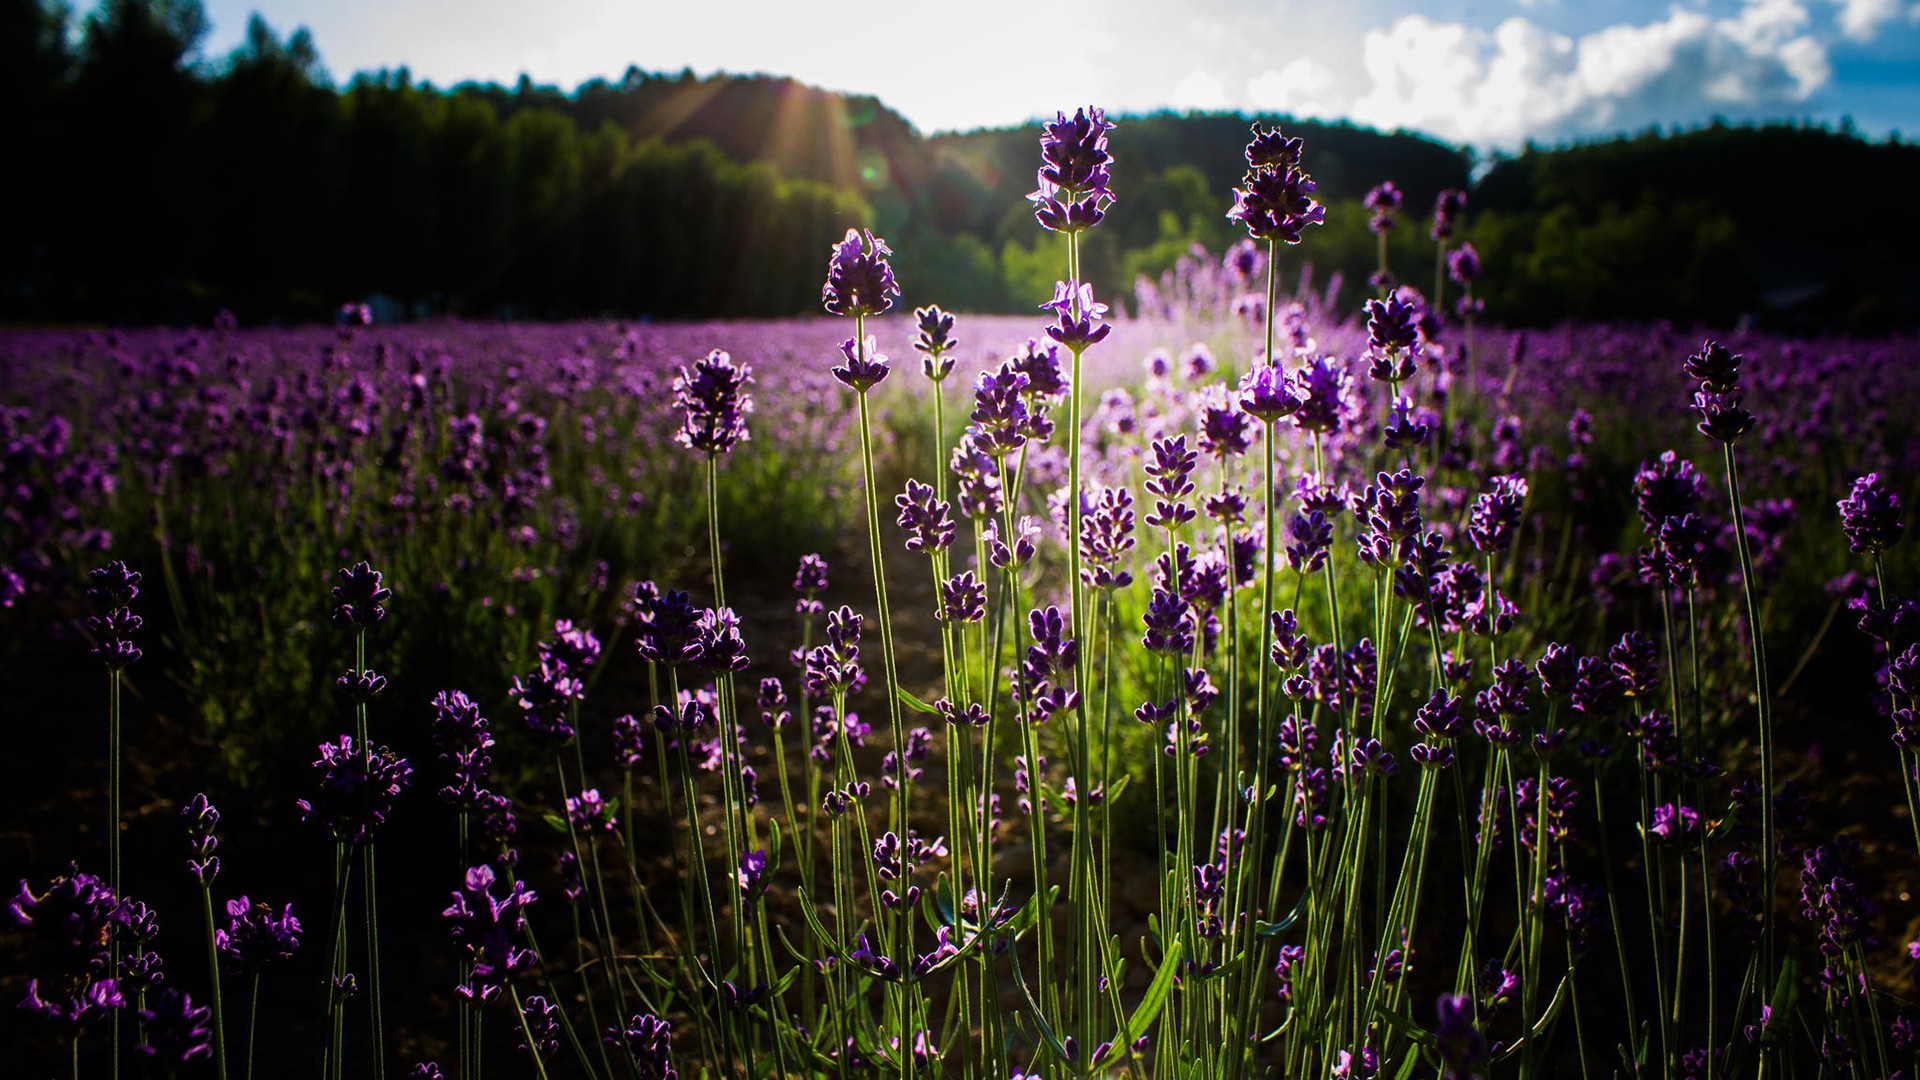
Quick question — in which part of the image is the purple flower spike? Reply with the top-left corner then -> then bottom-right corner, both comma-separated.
86,561 -> 141,610
1288,356 -> 1353,435
1030,107 -> 1117,233
85,561 -> 143,668
1365,295 -> 1422,383
1364,182 -> 1402,234
672,349 -> 753,456
607,1012 -> 678,1080
296,736 -> 412,846
1431,189 -> 1468,242
1041,280 -> 1113,350
895,479 -> 956,556
737,850 -> 770,906
1448,242 -> 1481,284
1239,364 -> 1301,424
182,792 -> 221,885
1229,123 -> 1324,245
938,572 -> 987,624
137,988 -> 211,1066
566,789 -> 618,834
332,561 -> 391,629
1838,473 -> 1904,555
821,228 -> 898,318
443,864 -> 537,1004
831,335 -> 892,393
1433,992 -> 1485,1079
913,306 -> 958,381
217,898 -> 301,971
11,865 -> 120,977
519,995 -> 561,1057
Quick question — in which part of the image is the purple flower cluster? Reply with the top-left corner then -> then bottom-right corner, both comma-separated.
332,560 -> 391,630
821,228 -> 898,319
1227,123 -> 1325,245
296,735 -> 413,846
443,864 -> 537,1004
1838,472 -> 1904,555
1029,107 -> 1116,234
1685,340 -> 1756,444
11,865 -> 123,1030
217,897 -> 301,971
182,791 -> 221,885
84,560 -> 142,668
671,348 -> 753,456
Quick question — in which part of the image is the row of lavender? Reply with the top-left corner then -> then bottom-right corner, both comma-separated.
5,108 -> 1920,1079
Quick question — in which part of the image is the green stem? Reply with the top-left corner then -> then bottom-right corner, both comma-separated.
202,884 -> 230,1080
1721,443 -> 1776,1007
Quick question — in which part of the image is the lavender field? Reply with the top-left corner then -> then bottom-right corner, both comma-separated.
6,110 -> 1920,1080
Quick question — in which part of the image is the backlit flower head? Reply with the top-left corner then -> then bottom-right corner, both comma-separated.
821,228 -> 898,318
1229,124 -> 1324,245
1030,107 -> 1116,233
672,349 -> 753,455
1838,472 -> 1903,555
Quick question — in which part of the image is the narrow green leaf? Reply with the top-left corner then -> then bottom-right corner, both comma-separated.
897,687 -> 943,716
1126,935 -> 1184,1043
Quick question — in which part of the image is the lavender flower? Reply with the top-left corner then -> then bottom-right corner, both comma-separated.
332,560 -> 391,629
85,560 -> 142,668
296,735 -> 412,846
11,865 -> 119,977
182,792 -> 221,885
1197,389 -> 1254,459
1030,107 -> 1116,233
1448,242 -> 1481,285
443,864 -> 537,1004
1239,363 -> 1301,423
831,335 -> 891,393
430,690 -> 495,811
1041,280 -> 1113,350
566,789 -> 618,834
938,571 -> 987,623
608,1012 -> 678,1080
1431,189 -> 1467,242
1289,356 -> 1353,434
821,228 -> 898,318
895,479 -> 956,555
671,349 -> 753,455
1838,473 -> 1904,555
1080,486 -> 1137,589
217,898 -> 301,971
137,988 -> 212,1066
913,305 -> 957,381
1685,340 -> 1755,443
1365,295 -> 1422,383
1228,123 -> 1324,245
1364,181 -> 1402,234
519,995 -> 561,1057
1469,475 -> 1528,554
793,554 -> 829,615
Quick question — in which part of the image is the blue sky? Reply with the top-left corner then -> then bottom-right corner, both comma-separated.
195,0 -> 1920,147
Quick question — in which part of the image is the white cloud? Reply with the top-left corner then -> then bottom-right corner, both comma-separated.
1170,70 -> 1232,113
1832,0 -> 1904,39
1348,2 -> 1832,146
1246,58 -> 1343,120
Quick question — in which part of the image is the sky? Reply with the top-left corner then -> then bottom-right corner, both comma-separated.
195,0 -> 1920,148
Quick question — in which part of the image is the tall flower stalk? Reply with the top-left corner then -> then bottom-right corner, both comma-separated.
1686,340 -> 1777,1023
825,225 -> 922,1076
182,794 -> 229,1080
1032,104 -> 1120,1052
85,560 -> 141,1080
